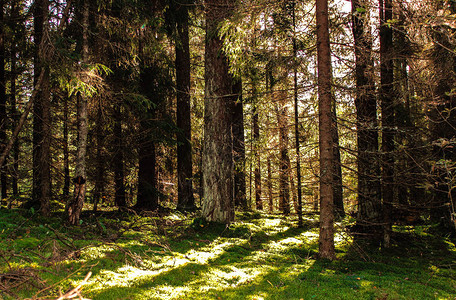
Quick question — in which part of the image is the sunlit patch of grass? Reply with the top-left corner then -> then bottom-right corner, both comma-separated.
2,209 -> 456,299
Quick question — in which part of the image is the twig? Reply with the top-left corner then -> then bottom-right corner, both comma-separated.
55,272 -> 92,300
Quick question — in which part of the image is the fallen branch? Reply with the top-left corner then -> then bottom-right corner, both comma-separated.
55,272 -> 92,300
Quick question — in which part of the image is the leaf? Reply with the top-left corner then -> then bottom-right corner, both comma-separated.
356,7 -> 366,14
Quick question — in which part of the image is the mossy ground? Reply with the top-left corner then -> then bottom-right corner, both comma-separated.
0,209 -> 455,299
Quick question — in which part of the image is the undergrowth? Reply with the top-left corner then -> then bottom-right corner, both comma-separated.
0,209 -> 455,299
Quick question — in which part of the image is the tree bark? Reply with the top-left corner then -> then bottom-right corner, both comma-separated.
67,0 -> 90,224
332,102 -> 344,218
232,78 -> 247,210
380,0 -> 394,247
292,0 -> 303,226
352,0 -> 382,235
93,101 -> 105,212
113,102 -> 126,208
202,0 -> 235,224
316,0 -> 336,260
277,89 -> 290,215
32,0 -> 51,216
10,10 -> 19,197
62,96 -> 70,197
0,0 -> 7,203
253,99 -> 262,210
175,2 -> 195,212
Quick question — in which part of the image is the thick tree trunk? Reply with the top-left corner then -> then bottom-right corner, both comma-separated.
352,0 -> 382,235
232,78 -> 247,209
135,65 -> 160,211
380,0 -> 394,247
316,0 -> 336,260
32,0 -> 51,216
202,0 -> 235,224
175,2 -> 195,212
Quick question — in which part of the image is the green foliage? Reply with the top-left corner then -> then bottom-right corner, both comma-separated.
1,210 -> 455,299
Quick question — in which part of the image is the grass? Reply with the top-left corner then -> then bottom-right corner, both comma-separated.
0,209 -> 455,299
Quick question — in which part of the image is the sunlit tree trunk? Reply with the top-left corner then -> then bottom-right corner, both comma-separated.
316,0 -> 335,260
380,0 -> 394,247
202,0 -> 234,223
32,0 -> 51,216
352,0 -> 382,235
175,2 -> 195,212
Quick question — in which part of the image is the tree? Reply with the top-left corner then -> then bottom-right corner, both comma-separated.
202,0 -> 235,223
66,0 -> 90,225
352,0 -> 382,236
380,0 -> 395,247
32,0 -> 51,216
316,0 -> 336,260
0,0 -> 6,203
173,0 -> 196,212
232,78 -> 247,209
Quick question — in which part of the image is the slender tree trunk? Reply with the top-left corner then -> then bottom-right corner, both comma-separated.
277,89 -> 290,215
202,0 -> 235,224
93,102 -> 105,212
32,0 -> 51,216
316,0 -> 336,260
352,0 -> 382,236
267,157 -> 273,213
332,102 -> 344,218
0,0 -> 7,203
380,0 -> 394,248
175,2 -> 195,212
136,127 -> 158,210
11,24 -> 19,197
253,99 -> 262,210
67,0 -> 90,224
62,96 -> 70,197
113,102 -> 126,208
292,0 -> 303,226
232,78 -> 247,209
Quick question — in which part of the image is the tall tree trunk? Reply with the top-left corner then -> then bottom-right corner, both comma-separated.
380,0 -> 394,248
10,14 -> 19,197
332,102 -> 344,218
67,0 -> 90,225
0,0 -> 7,203
253,99 -> 262,210
232,78 -> 247,209
93,101 -> 105,212
292,0 -> 303,226
202,0 -> 235,224
352,0 -> 382,235
113,102 -> 126,208
316,0 -> 336,260
62,96 -> 70,197
32,0 -> 51,216
175,2 -> 195,212
276,90 -> 290,215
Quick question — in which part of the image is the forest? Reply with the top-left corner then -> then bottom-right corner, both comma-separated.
0,0 -> 456,299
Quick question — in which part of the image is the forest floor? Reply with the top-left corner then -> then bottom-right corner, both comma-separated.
0,208 -> 455,300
